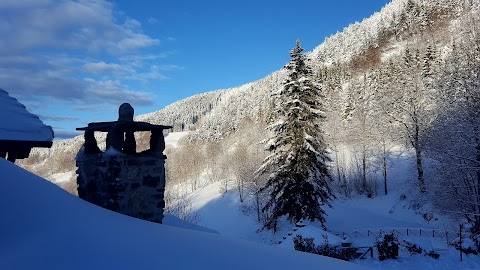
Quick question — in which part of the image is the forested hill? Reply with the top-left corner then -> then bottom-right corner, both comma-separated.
20,0 -> 479,218
142,0 -> 474,142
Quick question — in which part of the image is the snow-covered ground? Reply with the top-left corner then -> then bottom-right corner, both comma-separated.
184,180 -> 480,269
165,131 -> 189,149
0,158 -> 371,270
4,133 -> 480,269
50,171 -> 76,184
179,145 -> 480,270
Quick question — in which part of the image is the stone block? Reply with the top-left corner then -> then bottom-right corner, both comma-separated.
131,183 -> 140,190
142,175 -> 160,188
156,200 -> 165,208
77,153 -> 166,224
153,167 -> 163,173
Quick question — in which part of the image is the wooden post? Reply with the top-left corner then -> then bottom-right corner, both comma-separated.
460,224 -> 463,262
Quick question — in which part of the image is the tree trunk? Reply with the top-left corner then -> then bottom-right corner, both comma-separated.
383,142 -> 388,196
362,146 -> 367,187
238,179 -> 244,203
476,132 -> 480,202
475,131 -> 480,232
414,136 -> 426,193
256,190 -> 261,222
362,125 -> 368,196
334,145 -> 342,182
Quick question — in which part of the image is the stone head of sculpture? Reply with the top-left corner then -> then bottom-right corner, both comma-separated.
118,103 -> 134,122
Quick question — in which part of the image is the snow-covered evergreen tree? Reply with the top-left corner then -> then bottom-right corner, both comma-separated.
256,40 -> 333,232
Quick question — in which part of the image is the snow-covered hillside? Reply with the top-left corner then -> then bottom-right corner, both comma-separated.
178,153 -> 480,270
0,159 -> 371,270
19,0 -> 477,183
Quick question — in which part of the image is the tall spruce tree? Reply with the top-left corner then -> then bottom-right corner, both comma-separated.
256,40 -> 333,232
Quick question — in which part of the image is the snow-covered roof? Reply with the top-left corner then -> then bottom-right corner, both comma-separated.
0,88 -> 53,142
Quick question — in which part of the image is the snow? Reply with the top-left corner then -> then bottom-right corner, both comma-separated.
325,196 -> 432,232
165,131 -> 189,149
278,225 -> 344,250
190,182 -> 261,241
0,159 -> 370,270
49,171 -> 76,184
0,88 -> 53,142
103,146 -> 123,156
175,145 -> 480,269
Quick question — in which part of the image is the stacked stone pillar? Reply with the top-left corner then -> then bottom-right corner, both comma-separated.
76,151 -> 166,223
75,103 -> 171,224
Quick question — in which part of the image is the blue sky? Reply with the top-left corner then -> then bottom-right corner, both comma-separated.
0,0 -> 391,139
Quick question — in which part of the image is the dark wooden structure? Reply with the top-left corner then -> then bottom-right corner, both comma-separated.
0,140 -> 52,162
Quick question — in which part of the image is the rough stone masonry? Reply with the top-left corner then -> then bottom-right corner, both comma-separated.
76,103 -> 172,223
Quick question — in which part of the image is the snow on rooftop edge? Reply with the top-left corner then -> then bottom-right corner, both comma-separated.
0,159 -> 371,270
0,88 -> 53,142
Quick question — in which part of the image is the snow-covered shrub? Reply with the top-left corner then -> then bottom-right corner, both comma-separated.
293,235 -> 359,261
403,240 -> 440,259
376,233 -> 399,261
403,240 -> 423,255
425,250 -> 440,259
293,235 -> 317,254
452,237 -> 479,255
164,191 -> 200,224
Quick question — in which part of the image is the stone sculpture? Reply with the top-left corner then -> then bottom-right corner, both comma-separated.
76,103 -> 172,224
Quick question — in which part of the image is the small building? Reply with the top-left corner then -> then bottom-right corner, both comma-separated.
76,103 -> 172,224
0,88 -> 54,163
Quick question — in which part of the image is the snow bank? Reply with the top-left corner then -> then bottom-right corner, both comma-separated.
0,159 -> 371,270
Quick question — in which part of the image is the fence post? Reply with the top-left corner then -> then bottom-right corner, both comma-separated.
370,247 -> 373,258
460,224 -> 463,262
433,230 -> 435,238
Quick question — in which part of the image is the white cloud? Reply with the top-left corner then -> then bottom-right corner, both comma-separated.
83,78 -> 155,106
38,115 -> 79,122
0,0 -> 175,110
84,61 -> 134,74
0,0 -> 159,53
148,17 -> 160,24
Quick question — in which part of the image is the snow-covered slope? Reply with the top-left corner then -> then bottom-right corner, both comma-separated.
181,163 -> 480,270
0,159 -> 371,270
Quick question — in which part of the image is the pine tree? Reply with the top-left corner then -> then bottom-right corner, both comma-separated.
256,40 -> 333,232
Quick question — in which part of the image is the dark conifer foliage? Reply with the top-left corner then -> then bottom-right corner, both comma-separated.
256,40 -> 333,232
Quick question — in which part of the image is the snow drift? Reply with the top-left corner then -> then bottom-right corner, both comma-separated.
0,159 -> 370,270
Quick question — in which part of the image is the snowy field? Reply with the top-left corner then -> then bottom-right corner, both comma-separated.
0,158 -> 370,270
178,143 -> 480,270
184,179 -> 480,270
165,131 -> 189,149
3,132 -> 480,269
